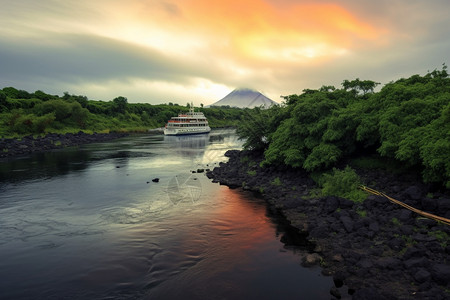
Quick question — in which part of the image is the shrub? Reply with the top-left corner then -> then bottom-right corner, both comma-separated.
321,166 -> 367,203
247,170 -> 256,176
271,177 -> 282,186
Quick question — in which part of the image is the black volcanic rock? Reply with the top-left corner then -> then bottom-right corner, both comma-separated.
208,88 -> 278,108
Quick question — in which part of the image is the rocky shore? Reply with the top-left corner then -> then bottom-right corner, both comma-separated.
207,150 -> 450,300
0,132 -> 129,159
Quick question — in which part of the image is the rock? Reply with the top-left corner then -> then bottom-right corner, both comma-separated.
224,149 -> 239,157
431,264 -> 450,285
403,185 -> 423,200
438,198 -> 450,213
398,209 -> 413,222
339,197 -> 354,208
414,268 -> 431,284
376,257 -> 401,270
340,216 -> 354,233
324,196 -> 340,213
196,169 -> 204,173
310,226 -> 329,239
369,222 -> 380,233
330,287 -> 341,299
387,237 -> 404,250
152,178 -> 160,182
352,287 -> 384,300
402,247 -> 426,260
332,254 -> 344,262
404,257 -> 429,269
357,259 -> 373,269
303,253 -> 322,267
333,272 -> 346,288
421,198 -> 438,211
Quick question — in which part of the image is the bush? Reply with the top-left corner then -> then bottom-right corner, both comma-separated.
320,166 -> 367,203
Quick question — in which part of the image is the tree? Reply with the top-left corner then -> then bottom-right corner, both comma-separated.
112,96 -> 128,114
0,91 -> 7,108
34,90 -> 53,101
342,78 -> 380,95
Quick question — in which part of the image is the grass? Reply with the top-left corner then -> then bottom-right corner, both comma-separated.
391,217 -> 401,226
304,188 -> 322,199
428,230 -> 449,248
356,209 -> 367,218
247,170 -> 256,176
271,177 -> 282,186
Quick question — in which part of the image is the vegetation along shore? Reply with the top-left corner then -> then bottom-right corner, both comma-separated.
0,86 -> 246,157
208,67 -> 449,299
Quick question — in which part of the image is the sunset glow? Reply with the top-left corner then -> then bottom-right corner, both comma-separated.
0,1 -> 448,104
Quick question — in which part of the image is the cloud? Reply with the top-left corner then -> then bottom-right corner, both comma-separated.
0,0 -> 449,104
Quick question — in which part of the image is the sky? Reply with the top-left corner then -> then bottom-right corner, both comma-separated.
1,0 -> 449,106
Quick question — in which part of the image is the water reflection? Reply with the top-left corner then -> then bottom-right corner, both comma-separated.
164,134 -> 208,159
0,129 -> 332,300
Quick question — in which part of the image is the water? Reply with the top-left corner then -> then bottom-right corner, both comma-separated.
0,129 -> 332,299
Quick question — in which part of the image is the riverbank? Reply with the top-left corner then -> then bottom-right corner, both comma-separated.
0,132 -> 129,159
207,150 -> 450,299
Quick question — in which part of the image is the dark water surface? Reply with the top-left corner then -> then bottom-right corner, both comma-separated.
0,129 -> 332,299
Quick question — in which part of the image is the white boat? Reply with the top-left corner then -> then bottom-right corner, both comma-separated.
164,105 -> 211,136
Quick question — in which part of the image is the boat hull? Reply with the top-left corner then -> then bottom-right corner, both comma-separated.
164,127 -> 211,136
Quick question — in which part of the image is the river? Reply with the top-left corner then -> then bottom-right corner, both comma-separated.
0,129 -> 332,299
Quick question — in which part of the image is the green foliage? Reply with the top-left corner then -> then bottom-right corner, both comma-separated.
320,166 -> 367,203
238,66 -> 450,187
236,105 -> 287,151
247,170 -> 256,176
0,87 -> 246,137
271,177 -> 282,186
391,217 -> 401,226
112,96 -> 128,114
356,209 -> 367,218
0,91 -> 6,106
6,110 -> 55,134
428,230 -> 449,248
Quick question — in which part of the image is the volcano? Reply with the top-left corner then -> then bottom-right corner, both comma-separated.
208,88 -> 277,108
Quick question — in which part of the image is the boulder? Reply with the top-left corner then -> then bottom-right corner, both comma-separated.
414,268 -> 431,284
352,287 -> 384,300
330,286 -> 341,299
404,257 -> 430,269
324,196 -> 340,213
369,222 -> 380,233
376,257 -> 401,270
340,216 -> 354,233
421,198 -> 438,212
402,247 -> 426,260
303,253 -> 322,267
431,264 -> 450,285
339,197 -> 354,208
403,185 -> 423,200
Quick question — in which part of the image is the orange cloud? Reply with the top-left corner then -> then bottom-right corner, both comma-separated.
174,0 -> 384,61
101,0 -> 385,64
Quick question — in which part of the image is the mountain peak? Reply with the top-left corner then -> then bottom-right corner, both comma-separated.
208,88 -> 277,108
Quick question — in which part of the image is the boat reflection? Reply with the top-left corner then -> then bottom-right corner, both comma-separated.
164,134 -> 208,159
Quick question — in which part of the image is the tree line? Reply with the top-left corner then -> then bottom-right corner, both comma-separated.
0,88 -> 246,136
237,66 -> 450,188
